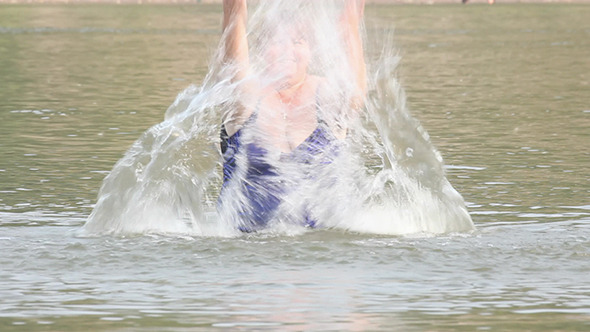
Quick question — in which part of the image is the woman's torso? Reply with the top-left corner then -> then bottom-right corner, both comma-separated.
219,77 -> 341,230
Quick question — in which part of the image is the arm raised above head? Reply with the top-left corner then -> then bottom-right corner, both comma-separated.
221,0 -> 257,135
340,0 -> 367,109
223,0 -> 250,81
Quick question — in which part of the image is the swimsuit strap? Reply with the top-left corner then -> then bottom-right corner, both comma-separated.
220,99 -> 263,154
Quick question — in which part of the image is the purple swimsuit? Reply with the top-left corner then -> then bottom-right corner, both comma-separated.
219,113 -> 338,232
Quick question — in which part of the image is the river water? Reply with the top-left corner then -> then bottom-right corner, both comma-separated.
1,3 -> 589,331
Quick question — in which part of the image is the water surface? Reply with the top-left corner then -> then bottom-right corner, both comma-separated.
0,4 -> 589,330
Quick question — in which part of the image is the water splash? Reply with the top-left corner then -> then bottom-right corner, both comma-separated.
81,0 -> 473,237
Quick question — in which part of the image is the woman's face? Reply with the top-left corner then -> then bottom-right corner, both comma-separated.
263,26 -> 311,89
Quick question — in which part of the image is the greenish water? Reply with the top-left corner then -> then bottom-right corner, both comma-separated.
1,4 -> 589,331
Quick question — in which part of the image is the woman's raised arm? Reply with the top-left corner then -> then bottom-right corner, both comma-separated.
222,0 -> 257,135
340,0 -> 367,109
223,0 -> 250,81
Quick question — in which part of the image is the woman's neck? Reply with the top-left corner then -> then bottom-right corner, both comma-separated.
276,74 -> 307,105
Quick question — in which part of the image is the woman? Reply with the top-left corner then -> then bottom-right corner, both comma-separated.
218,0 -> 367,232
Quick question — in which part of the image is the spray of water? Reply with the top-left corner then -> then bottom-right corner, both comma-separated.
80,0 -> 474,237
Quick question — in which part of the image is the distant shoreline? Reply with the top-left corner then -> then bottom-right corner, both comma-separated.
1,0 -> 589,4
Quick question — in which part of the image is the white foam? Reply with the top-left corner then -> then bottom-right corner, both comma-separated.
81,0 -> 474,237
